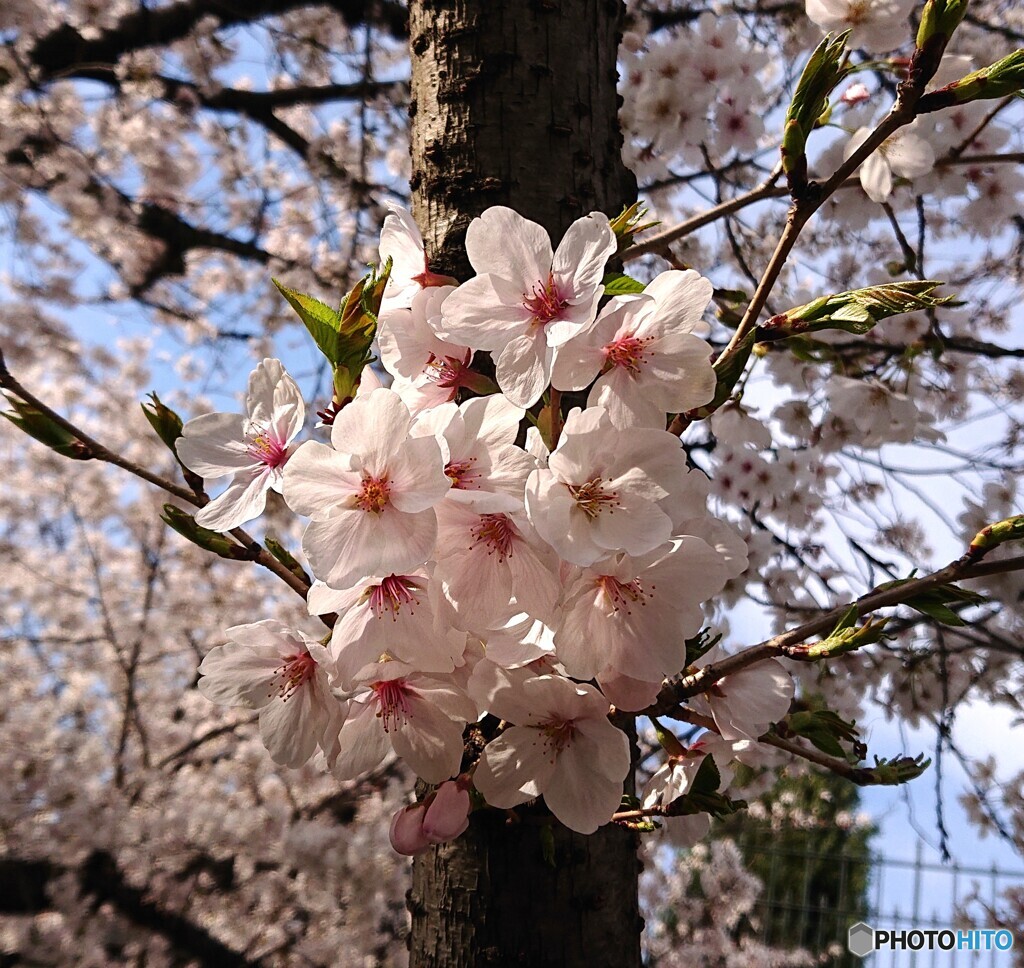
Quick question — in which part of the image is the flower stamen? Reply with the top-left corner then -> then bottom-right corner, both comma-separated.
470,513 -> 516,561
566,477 -> 620,519
355,475 -> 392,513
373,679 -> 413,732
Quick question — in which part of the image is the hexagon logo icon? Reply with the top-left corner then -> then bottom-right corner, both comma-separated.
848,922 -> 875,957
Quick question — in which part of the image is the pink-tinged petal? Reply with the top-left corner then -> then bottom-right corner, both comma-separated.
247,358 -> 287,416
305,580 -> 362,616
373,507 -> 439,575
466,206 -> 552,285
459,394 -> 525,451
885,132 -> 934,179
505,535 -> 559,621
436,545 -> 514,628
713,659 -> 794,741
390,804 -> 432,855
282,440 -> 360,517
193,466 -> 272,531
596,669 -> 663,712
388,436 -> 451,512
641,270 -> 713,334
550,339 -> 606,393
590,496 -> 672,557
637,332 -> 716,409
258,689 -> 321,768
551,212 -> 616,305
542,737 -> 624,834
332,700 -> 392,779
439,275 -> 531,350
413,679 -> 478,723
859,152 -> 892,203
391,697 -> 465,783
588,370 -> 665,430
466,662 -> 538,723
196,644 -> 280,708
422,782 -> 471,842
330,388 -> 411,476
303,505 -> 437,590
574,714 -> 633,782
272,383 -> 307,444
328,609 -> 391,687
176,412 -> 250,478
380,204 -> 426,277
495,334 -> 553,408
474,726 -> 557,807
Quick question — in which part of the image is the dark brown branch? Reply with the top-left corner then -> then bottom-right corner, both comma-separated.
27,0 -> 407,82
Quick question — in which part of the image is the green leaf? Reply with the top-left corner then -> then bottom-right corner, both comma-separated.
759,281 -> 953,341
602,272 -> 646,295
272,280 -> 346,364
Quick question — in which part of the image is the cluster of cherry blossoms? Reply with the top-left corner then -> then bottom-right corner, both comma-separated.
178,204 -> 795,847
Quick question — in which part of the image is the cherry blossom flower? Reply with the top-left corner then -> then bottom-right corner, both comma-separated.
433,506 -> 560,628
306,571 -> 466,687
525,406 -> 690,566
642,735 -> 736,811
555,537 -> 731,684
471,671 -> 631,834
327,660 -> 477,784
197,620 -> 344,768
377,286 -> 479,412
438,206 -> 616,406
804,0 -> 915,53
411,394 -> 534,513
378,202 -> 456,311
176,358 -> 304,531
552,270 -> 716,428
688,647 -> 795,742
282,387 -> 450,589
844,125 -> 935,203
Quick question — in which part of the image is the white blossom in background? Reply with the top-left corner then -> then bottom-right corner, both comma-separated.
844,124 -> 936,203
804,0 -> 915,53
176,358 -> 304,530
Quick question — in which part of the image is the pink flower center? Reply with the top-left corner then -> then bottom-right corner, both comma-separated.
446,456 -> 480,489
603,332 -> 653,376
566,477 -> 620,519
523,273 -> 568,329
246,424 -> 290,468
373,679 -> 413,732
368,575 -> 423,620
537,717 -> 577,760
355,475 -> 391,513
270,651 -> 317,702
470,513 -> 516,561
423,351 -> 472,389
596,575 -> 650,614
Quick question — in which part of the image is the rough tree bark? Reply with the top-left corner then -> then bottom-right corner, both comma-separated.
406,2 -> 642,966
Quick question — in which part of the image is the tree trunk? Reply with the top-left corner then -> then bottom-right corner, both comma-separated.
407,2 -> 641,965
408,0 -> 636,279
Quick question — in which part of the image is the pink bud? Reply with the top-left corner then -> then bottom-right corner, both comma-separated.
841,82 -> 871,106
389,804 -> 431,856
422,781 -> 471,844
